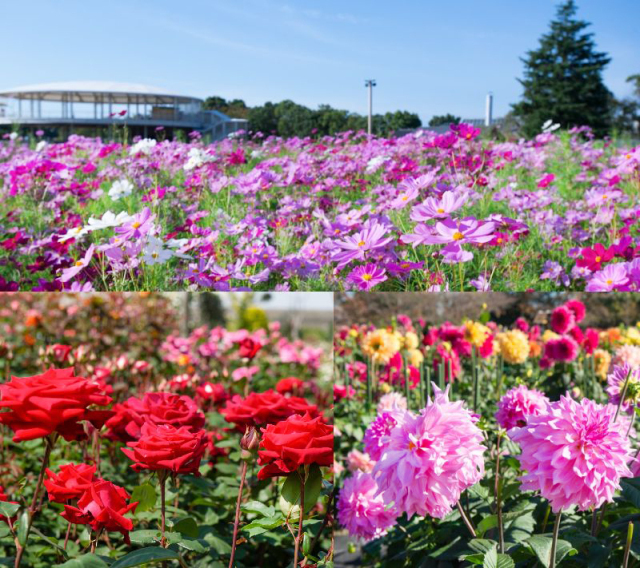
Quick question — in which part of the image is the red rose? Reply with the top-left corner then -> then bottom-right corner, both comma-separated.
0,367 -> 113,442
104,392 -> 205,442
257,413 -> 333,479
46,344 -> 73,363
238,338 -> 262,360
44,463 -> 97,503
221,389 -> 318,427
62,480 -> 138,544
275,377 -> 304,395
196,382 -> 228,404
122,423 -> 208,475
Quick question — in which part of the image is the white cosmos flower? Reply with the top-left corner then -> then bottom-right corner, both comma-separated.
184,147 -> 216,171
541,119 -> 560,133
35,140 -> 48,153
59,226 -> 89,243
85,211 -> 134,232
108,179 -> 134,200
142,236 -> 173,265
129,138 -> 157,156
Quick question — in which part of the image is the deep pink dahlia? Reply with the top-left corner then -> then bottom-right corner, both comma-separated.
337,472 -> 396,541
510,395 -> 632,512
544,336 -> 579,362
565,299 -> 586,323
550,305 -> 575,334
373,384 -> 485,519
363,412 -> 401,461
495,385 -> 549,431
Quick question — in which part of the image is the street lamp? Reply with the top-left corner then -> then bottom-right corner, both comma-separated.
365,79 -> 376,135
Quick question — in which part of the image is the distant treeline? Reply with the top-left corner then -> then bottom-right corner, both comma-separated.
202,96 -> 421,137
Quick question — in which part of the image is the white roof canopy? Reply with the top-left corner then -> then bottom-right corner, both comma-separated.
0,81 -> 202,104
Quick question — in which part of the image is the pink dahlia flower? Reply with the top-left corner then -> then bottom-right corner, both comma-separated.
606,363 -> 640,415
565,299 -> 586,323
495,385 -> 549,431
373,384 -> 485,519
376,392 -> 408,414
550,305 -> 575,334
510,395 -> 632,512
337,472 -> 396,541
346,449 -> 375,473
544,336 -> 579,362
363,411 -> 403,461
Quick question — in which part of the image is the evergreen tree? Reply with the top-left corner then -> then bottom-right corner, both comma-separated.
512,1 -> 612,137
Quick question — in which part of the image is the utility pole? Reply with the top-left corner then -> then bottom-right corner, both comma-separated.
365,79 -> 376,135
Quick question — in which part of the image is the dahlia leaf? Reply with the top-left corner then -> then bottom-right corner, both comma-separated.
482,545 -> 514,568
525,535 -> 576,568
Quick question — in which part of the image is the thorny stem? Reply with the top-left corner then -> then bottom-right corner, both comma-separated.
228,460 -> 248,568
14,434 -> 56,568
159,472 -> 167,548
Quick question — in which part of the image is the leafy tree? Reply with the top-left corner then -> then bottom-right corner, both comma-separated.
384,110 -> 422,132
202,96 -> 249,118
610,74 -> 640,135
248,102 -> 278,134
628,74 -> 640,97
428,113 -> 461,127
512,0 -> 612,137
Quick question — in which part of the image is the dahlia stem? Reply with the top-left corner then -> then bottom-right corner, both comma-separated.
293,469 -> 306,568
494,434 -> 504,553
614,368 -> 634,423
159,471 -> 167,548
623,521 -> 633,568
456,501 -> 476,538
228,460 -> 248,568
472,346 -> 479,412
366,357 -> 373,410
403,352 -> 410,407
14,434 -> 56,568
549,511 -> 562,568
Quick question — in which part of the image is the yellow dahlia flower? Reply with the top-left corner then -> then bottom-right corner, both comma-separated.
404,331 -> 419,350
464,320 -> 491,348
496,330 -> 530,364
361,329 -> 400,364
593,348 -> 611,380
407,348 -> 424,367
542,329 -> 559,343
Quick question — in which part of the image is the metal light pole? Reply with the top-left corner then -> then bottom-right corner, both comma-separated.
365,79 -> 376,135
485,92 -> 493,127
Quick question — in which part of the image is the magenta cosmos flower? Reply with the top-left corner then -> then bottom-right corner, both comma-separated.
510,395 -> 632,512
347,264 -> 387,290
372,384 -> 485,519
495,385 -> 549,431
337,472 -> 396,541
550,305 -> 575,334
606,363 -> 640,415
410,190 -> 468,222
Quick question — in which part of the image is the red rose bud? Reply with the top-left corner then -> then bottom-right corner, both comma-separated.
46,344 -> 73,363
122,423 -> 208,475
62,480 -> 138,544
0,367 -> 112,442
44,463 -> 97,503
257,413 -> 333,479
238,338 -> 261,360
240,427 -> 260,451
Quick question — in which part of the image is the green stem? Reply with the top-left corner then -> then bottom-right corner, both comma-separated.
549,511 -> 562,568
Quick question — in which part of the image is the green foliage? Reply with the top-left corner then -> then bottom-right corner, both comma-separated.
512,0 -> 612,137
202,96 -> 250,119
428,113 -> 461,127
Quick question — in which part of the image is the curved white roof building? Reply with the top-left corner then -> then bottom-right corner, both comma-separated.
0,81 -> 247,140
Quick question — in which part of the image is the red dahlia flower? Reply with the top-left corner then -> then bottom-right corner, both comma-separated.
0,367 -> 112,442
257,413 -> 333,479
122,423 -> 208,475
62,480 -> 138,544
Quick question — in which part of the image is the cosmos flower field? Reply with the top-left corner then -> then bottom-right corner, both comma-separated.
334,298 -> 640,567
1,125 -> 638,292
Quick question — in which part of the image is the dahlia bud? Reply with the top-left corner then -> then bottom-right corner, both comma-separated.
240,427 -> 259,452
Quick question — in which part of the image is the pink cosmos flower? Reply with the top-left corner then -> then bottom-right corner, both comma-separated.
410,190 -> 468,222
404,218 -> 495,247
333,222 -> 394,268
59,244 -> 95,283
510,396 -> 632,512
495,385 -> 549,431
586,264 -> 629,292
550,305 -> 575,334
389,184 -> 419,209
373,384 -> 485,519
347,264 -> 387,290
337,472 -> 396,541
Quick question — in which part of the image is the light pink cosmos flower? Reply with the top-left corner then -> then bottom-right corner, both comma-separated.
332,222 -> 394,268
373,384 -> 485,519
59,244 -> 95,283
510,395 -> 632,512
403,218 -> 495,248
585,264 -> 629,292
389,184 -> 419,210
410,190 -> 468,222
337,472 -> 396,541
495,385 -> 549,431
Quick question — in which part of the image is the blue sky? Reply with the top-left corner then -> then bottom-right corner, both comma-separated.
3,0 -> 639,123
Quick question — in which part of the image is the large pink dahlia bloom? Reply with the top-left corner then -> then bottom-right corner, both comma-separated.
372,384 -> 485,519
337,472 -> 396,541
495,385 -> 549,431
510,395 -> 632,512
